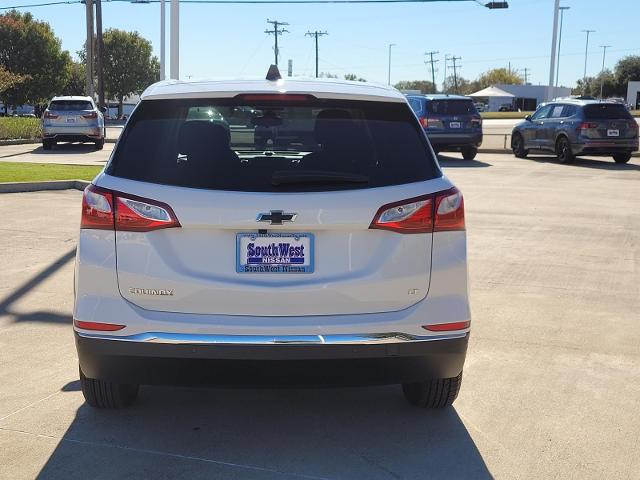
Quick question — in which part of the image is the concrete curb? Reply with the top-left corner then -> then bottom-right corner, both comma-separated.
0,179 -> 89,193
0,138 -> 117,146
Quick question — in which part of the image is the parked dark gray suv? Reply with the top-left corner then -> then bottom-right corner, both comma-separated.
511,99 -> 639,164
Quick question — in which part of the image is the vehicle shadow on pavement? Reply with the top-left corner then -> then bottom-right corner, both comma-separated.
437,155 -> 492,168
31,144 -> 100,155
0,247 -> 75,325
522,155 -> 640,171
35,385 -> 492,479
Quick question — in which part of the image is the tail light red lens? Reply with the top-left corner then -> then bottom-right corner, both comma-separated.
629,120 -> 639,131
43,111 -> 58,119
74,320 -> 125,331
422,321 -> 470,332
82,111 -> 98,119
578,122 -> 598,131
81,185 -> 180,232
471,117 -> 482,127
418,117 -> 428,128
370,187 -> 464,234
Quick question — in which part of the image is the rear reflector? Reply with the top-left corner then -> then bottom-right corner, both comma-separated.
370,187 -> 465,234
422,321 -> 470,332
74,320 -> 125,331
81,185 -> 180,232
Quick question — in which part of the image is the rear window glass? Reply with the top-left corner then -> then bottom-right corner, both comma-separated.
49,100 -> 93,111
407,97 -> 424,116
107,98 -> 440,192
426,100 -> 477,115
583,104 -> 632,120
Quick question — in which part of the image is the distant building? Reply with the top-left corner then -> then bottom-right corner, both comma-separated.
469,84 -> 572,112
627,81 -> 640,110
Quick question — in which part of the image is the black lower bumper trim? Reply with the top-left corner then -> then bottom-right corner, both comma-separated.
75,333 -> 469,387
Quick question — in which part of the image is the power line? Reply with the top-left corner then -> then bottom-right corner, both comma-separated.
264,19 -> 289,66
305,30 -> 328,78
424,51 -> 439,93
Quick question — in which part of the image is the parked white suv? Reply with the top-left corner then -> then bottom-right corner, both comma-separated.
74,69 -> 471,409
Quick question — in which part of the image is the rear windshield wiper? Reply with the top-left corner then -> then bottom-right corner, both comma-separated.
271,170 -> 370,186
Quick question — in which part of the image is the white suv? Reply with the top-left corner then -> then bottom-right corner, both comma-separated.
74,69 -> 471,409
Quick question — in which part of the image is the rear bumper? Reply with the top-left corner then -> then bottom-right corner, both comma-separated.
573,139 -> 638,156
426,132 -> 483,149
43,126 -> 103,142
75,331 -> 469,386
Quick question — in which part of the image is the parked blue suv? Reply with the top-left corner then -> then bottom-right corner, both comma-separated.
511,99 -> 639,164
406,94 -> 483,160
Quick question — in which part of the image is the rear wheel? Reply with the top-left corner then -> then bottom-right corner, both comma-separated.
80,367 -> 139,409
461,146 -> 477,160
94,139 -> 105,150
556,136 -> 575,164
613,153 -> 632,164
402,372 -> 463,408
42,139 -> 54,150
511,133 -> 528,158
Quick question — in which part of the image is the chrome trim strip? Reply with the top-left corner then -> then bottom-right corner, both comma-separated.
75,331 -> 467,345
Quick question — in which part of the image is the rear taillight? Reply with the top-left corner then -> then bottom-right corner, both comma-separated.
369,187 -> 464,234
471,116 -> 482,127
577,122 -> 598,131
82,111 -> 98,119
628,120 -> 638,131
43,111 -> 58,119
418,117 -> 428,128
81,185 -> 180,232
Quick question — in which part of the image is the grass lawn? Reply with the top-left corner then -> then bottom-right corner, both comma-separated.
0,162 -> 101,183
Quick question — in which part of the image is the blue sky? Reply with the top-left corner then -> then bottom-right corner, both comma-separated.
3,0 -> 639,87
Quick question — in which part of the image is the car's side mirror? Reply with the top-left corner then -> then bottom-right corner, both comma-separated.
99,106 -> 107,114
525,114 -> 532,121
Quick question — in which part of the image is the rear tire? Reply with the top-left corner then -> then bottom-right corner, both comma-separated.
42,139 -> 53,150
94,139 -> 105,150
80,367 -> 139,409
613,153 -> 632,164
556,136 -> 575,164
402,372 -> 463,408
512,133 -> 528,158
461,146 -> 477,160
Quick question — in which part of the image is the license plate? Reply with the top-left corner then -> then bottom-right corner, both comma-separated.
66,117 -> 76,123
607,129 -> 619,137
449,122 -> 461,129
236,233 -> 314,273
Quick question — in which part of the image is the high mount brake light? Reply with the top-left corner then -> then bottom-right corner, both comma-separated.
369,187 -> 465,234
235,94 -> 316,102
80,185 -> 180,232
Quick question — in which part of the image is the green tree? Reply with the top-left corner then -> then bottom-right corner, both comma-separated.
344,73 -> 366,82
394,80 -> 436,93
614,55 -> 640,89
573,70 -> 623,98
443,75 -> 472,94
0,65 -> 28,95
0,10 -> 71,109
60,62 -> 86,96
101,29 -> 159,116
473,68 -> 523,90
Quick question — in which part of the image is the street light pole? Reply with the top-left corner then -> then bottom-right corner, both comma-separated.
554,6 -> 570,88
599,45 -> 611,98
85,0 -> 94,98
548,0 -> 560,95
387,43 -> 396,85
581,29 -> 595,82
160,0 -> 165,80
95,0 -> 105,108
170,0 -> 179,79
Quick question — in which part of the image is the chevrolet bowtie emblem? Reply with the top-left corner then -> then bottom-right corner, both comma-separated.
256,210 -> 297,225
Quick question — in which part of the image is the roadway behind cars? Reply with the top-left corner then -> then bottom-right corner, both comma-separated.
0,153 -> 638,479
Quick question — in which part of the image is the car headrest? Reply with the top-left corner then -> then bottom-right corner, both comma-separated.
178,121 -> 231,155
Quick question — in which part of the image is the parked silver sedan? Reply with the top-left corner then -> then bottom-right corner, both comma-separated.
42,96 -> 105,150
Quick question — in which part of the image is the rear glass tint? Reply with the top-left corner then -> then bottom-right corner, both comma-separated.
426,100 -> 477,115
583,103 -> 632,120
107,98 -> 440,192
49,100 -> 93,111
407,97 -> 424,116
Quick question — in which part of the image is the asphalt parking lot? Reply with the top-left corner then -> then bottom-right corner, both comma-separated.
0,152 -> 639,479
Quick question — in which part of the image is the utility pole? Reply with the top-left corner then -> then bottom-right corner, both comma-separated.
554,6 -> 570,88
84,0 -> 94,98
305,30 -> 328,78
521,67 -> 530,84
160,0 -> 165,80
387,44 -> 396,85
581,29 -> 595,83
265,19 -> 289,66
451,56 -> 461,93
443,54 -> 451,91
170,0 -> 179,79
95,0 -> 104,109
599,45 -> 611,98
424,51 -> 439,93
548,0 -> 560,98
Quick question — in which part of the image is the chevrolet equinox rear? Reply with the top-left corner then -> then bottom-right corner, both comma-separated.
74,72 -> 471,409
